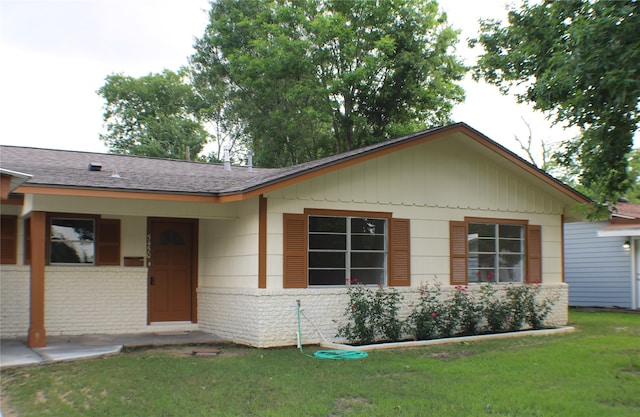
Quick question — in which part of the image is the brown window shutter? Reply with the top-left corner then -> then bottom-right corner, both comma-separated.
450,221 -> 468,285
526,225 -> 542,284
389,218 -> 410,286
23,217 -> 31,265
96,219 -> 121,266
283,213 -> 307,288
1,215 -> 18,264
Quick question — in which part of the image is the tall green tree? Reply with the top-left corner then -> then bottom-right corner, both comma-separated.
191,0 -> 466,167
98,69 -> 208,160
471,0 -> 640,204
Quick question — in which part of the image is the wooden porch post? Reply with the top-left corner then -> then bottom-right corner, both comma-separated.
28,211 -> 46,348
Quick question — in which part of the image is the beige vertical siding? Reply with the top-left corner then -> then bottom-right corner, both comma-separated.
265,136 -> 567,289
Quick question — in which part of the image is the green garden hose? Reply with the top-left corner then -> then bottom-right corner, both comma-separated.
297,300 -> 368,360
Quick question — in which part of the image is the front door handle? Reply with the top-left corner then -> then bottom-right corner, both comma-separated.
150,277 -> 155,286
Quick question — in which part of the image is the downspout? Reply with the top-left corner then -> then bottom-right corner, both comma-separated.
632,238 -> 638,310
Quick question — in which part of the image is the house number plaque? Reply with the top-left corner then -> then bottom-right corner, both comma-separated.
146,233 -> 152,266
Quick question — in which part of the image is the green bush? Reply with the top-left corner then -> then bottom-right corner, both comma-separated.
339,282 -> 558,345
337,282 -> 403,345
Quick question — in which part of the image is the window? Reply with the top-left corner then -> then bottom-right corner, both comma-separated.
450,219 -> 541,285
308,216 -> 387,286
468,223 -> 524,283
283,211 -> 410,288
50,218 -> 95,264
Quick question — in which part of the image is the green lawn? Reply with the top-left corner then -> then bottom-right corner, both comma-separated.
2,310 -> 639,417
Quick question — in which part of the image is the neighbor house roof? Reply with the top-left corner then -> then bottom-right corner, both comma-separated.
0,123 -> 591,205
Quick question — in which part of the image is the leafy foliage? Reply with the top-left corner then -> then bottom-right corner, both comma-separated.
340,283 -> 559,345
191,0 -> 466,167
471,0 -> 640,205
337,283 -> 403,345
98,69 -> 208,160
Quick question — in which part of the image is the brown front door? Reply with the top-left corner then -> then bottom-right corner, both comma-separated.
148,220 -> 196,323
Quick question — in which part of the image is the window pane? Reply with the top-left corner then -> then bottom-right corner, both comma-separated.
309,234 -> 346,250
309,217 -> 345,233
500,225 -> 523,239
351,235 -> 385,250
309,269 -> 345,286
350,218 -> 385,234
468,268 -> 496,283
309,251 -> 345,268
50,218 -> 95,264
469,223 -> 495,238
351,269 -> 384,286
51,219 -> 94,241
477,254 -> 495,268
476,238 -> 496,252
499,267 -> 522,283
499,254 -> 523,268
499,239 -> 523,253
51,241 -> 94,264
351,252 -> 385,268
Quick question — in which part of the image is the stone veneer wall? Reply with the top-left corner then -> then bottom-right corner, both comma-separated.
44,267 -> 149,335
0,266 -> 30,338
198,284 -> 569,348
0,266 -> 152,338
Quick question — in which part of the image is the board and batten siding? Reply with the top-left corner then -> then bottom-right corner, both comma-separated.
564,221 -> 632,308
265,135 -> 567,289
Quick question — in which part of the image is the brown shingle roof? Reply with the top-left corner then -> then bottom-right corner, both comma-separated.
0,123 -> 591,203
0,145 -> 276,195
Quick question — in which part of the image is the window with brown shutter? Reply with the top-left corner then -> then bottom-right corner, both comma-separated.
24,213 -> 121,266
283,213 -> 308,288
449,221 -> 468,285
526,225 -> 542,284
96,219 -> 121,266
450,218 -> 541,285
283,210 -> 410,288
389,218 -> 410,286
1,215 -> 18,264
24,217 -> 31,265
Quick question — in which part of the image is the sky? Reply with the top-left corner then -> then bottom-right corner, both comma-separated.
0,0 -> 585,165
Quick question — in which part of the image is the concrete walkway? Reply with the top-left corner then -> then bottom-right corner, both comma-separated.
0,331 -> 226,369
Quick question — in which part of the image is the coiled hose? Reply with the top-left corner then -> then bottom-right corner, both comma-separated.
297,300 -> 368,360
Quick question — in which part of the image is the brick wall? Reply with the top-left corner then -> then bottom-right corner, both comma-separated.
198,284 -> 569,348
0,266 -> 30,338
44,267 -> 149,335
0,266 -> 151,338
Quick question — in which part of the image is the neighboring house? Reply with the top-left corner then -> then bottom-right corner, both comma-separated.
564,202 -> 640,309
0,123 -> 590,348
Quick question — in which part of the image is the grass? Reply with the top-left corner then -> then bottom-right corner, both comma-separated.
1,310 -> 639,416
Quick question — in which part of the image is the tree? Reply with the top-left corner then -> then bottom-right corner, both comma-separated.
98,69 -> 208,160
471,0 -> 640,204
191,0 -> 466,167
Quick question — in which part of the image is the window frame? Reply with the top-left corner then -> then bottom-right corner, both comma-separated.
49,215 -> 97,265
308,214 -> 388,287
22,213 -> 120,266
283,209 -> 410,289
450,217 -> 541,286
467,222 -> 525,284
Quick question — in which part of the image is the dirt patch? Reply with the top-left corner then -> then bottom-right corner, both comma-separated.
329,396 -> 372,416
122,343 -> 253,358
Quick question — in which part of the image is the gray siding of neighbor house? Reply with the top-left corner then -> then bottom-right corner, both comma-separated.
564,222 -> 632,308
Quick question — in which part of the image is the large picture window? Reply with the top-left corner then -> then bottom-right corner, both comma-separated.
283,210 -> 410,288
50,218 -> 95,264
308,216 -> 387,286
467,223 -> 524,283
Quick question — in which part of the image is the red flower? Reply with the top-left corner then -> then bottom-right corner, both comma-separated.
350,305 -> 355,310
431,312 -> 437,317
